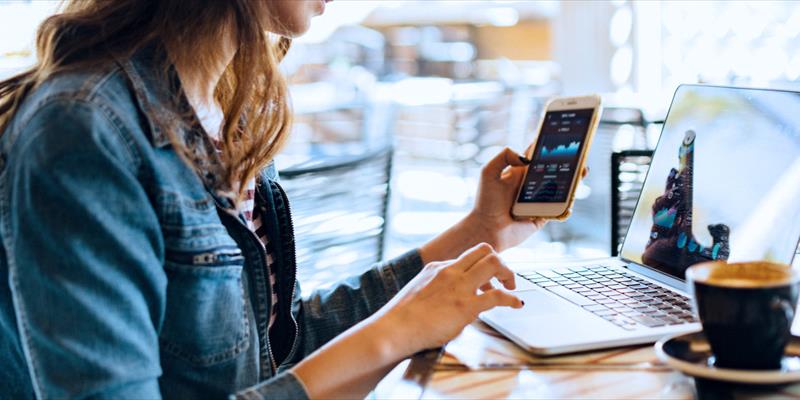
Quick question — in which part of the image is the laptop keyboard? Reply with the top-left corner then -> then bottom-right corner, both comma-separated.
518,265 -> 698,331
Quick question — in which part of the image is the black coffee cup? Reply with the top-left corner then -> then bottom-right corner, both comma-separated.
687,261 -> 800,370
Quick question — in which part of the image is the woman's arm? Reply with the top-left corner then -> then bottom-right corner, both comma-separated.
4,100 -> 165,398
420,147 -> 546,264
239,243 -> 521,399
288,250 -> 424,361
238,148 -> 565,398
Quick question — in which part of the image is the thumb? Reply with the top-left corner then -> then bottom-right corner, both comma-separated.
474,289 -> 524,313
482,147 -> 528,179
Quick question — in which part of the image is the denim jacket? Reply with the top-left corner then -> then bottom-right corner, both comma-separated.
0,47 -> 423,399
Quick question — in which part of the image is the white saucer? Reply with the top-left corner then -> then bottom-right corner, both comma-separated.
655,331 -> 800,385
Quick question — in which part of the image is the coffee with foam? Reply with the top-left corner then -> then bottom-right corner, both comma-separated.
687,260 -> 799,369
689,261 -> 794,288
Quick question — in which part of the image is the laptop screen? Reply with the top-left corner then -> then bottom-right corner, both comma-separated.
621,85 -> 800,280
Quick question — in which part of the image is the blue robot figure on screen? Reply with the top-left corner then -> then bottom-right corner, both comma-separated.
642,130 -> 730,276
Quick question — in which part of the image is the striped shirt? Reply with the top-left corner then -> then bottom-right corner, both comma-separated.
195,104 -> 279,330
240,179 -> 280,331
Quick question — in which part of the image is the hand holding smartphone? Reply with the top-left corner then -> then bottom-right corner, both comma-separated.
512,95 -> 602,220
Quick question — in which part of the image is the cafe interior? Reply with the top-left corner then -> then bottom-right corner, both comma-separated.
2,1 -> 800,398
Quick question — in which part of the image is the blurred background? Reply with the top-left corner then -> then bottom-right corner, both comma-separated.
3,1 -> 800,293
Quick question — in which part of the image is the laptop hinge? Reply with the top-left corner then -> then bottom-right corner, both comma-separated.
622,259 -> 690,293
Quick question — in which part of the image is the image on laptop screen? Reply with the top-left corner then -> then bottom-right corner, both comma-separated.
622,85 -> 800,280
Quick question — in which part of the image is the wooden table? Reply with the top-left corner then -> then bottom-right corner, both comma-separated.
374,257 -> 800,399
375,320 -> 800,399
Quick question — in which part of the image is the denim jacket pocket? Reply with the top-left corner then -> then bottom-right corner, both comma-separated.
157,191 -> 250,367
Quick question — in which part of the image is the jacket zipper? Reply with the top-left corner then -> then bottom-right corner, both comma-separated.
274,182 -> 300,362
210,197 -> 279,376
166,249 -> 244,266
244,225 -> 280,375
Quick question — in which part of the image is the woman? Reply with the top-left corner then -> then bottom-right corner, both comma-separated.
0,1 -> 551,398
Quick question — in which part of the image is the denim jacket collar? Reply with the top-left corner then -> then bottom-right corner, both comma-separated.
117,44 -> 246,213
116,45 -> 177,148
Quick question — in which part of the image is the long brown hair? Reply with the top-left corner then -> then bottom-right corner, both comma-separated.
0,0 -> 292,202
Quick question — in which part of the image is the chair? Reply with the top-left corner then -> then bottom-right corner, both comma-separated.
278,147 -> 393,293
610,150 -> 654,256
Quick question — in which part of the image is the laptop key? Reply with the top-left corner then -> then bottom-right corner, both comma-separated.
627,283 -> 647,289
552,268 -> 571,274
597,270 -> 617,276
630,315 -> 666,327
546,286 -> 596,306
594,309 -> 618,317
525,277 -> 550,283
537,270 -> 560,278
565,284 -> 583,290
583,304 -> 608,312
585,284 -> 604,289
607,315 -> 637,328
537,281 -> 560,287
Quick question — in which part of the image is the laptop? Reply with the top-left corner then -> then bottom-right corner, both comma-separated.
480,84 -> 800,355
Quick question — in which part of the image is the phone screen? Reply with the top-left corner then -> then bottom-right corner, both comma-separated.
517,108 -> 595,203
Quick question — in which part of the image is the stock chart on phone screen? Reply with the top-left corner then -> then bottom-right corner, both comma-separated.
517,109 -> 594,203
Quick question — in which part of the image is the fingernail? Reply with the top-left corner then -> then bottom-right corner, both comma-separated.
518,155 -> 531,165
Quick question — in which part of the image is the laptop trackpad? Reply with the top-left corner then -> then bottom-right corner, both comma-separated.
485,289 -> 576,318
480,289 -> 622,351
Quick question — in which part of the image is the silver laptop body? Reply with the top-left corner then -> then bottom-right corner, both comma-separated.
480,85 -> 800,355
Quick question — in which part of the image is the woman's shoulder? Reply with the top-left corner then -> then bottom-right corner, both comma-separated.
13,63 -> 129,126
8,60 -> 158,146
2,62 -> 157,171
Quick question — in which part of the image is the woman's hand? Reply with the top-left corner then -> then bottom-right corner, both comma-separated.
373,243 -> 523,355
292,243 -> 523,398
419,147 -> 587,265
466,147 -> 546,252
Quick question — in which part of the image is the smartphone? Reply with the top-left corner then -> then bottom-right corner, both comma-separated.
512,95 -> 602,219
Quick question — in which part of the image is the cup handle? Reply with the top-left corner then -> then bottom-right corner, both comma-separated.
771,297 -> 795,322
